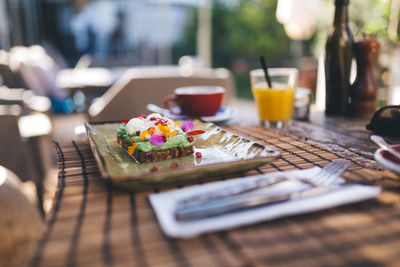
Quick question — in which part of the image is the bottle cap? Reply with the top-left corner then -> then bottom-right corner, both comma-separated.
335,0 -> 349,5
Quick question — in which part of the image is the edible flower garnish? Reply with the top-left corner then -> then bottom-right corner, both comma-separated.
139,130 -> 148,140
147,127 -> 155,135
157,124 -> 173,137
150,133 -> 166,146
181,121 -> 194,132
124,116 -> 199,148
128,139 -> 137,155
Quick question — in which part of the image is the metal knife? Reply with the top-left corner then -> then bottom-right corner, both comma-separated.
175,185 -> 336,221
177,175 -> 295,207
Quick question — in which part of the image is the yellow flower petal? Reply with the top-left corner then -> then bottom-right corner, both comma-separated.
157,124 -> 171,137
128,141 -> 137,155
139,130 -> 148,141
165,126 -> 172,137
157,123 -> 164,133
148,127 -> 155,135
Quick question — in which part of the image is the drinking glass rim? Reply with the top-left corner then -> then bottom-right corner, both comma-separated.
250,68 -> 299,76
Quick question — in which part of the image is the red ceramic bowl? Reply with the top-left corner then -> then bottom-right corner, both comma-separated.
374,144 -> 400,174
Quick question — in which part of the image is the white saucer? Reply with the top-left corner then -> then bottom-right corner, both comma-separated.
200,106 -> 237,123
147,104 -> 236,124
374,144 -> 400,174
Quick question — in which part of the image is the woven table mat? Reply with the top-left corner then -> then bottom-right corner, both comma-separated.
31,126 -> 400,267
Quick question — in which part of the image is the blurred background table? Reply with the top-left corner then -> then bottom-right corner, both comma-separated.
56,67 -> 128,98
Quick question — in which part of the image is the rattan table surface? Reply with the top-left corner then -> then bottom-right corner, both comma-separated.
31,123 -> 400,267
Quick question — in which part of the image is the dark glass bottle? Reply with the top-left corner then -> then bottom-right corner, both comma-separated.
325,0 -> 353,116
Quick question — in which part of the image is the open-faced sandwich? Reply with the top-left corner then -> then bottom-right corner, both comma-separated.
117,113 -> 203,163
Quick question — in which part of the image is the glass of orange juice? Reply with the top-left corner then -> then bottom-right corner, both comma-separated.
250,68 -> 298,128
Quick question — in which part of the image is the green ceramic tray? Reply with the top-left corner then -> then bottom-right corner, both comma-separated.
85,120 -> 280,190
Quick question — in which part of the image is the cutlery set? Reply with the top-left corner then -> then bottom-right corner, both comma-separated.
175,160 -> 351,221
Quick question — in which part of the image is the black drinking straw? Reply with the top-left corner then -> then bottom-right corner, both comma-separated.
260,56 -> 273,88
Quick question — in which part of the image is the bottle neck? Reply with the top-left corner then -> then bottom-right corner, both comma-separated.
333,4 -> 348,26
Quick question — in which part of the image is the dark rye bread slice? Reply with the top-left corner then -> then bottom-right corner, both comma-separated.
117,135 -> 194,163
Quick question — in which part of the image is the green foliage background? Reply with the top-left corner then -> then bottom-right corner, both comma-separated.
174,0 -> 293,99
173,0 -> 396,99
211,1 -> 289,67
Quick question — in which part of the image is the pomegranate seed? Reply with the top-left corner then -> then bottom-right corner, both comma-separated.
136,131 -> 140,136
195,152 -> 202,158
139,114 -> 147,119
121,119 -> 129,123
150,166 -> 158,172
150,117 -> 156,121
171,162 -> 178,168
155,121 -> 161,125
187,136 -> 194,142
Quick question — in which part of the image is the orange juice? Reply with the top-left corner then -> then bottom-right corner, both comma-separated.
252,85 -> 295,122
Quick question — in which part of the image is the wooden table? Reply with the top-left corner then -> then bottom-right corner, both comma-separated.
30,111 -> 400,267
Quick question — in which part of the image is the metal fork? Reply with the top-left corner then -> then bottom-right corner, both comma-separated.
177,160 -> 351,208
306,160 -> 350,187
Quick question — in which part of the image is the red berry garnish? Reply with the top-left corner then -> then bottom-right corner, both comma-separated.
171,162 -> 178,168
136,131 -> 140,136
121,119 -> 129,124
151,166 -> 158,172
187,136 -> 194,142
195,152 -> 202,158
155,121 -> 162,125
139,114 -> 147,119
150,117 -> 156,121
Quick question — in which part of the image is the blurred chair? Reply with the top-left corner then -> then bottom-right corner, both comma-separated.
8,46 -> 69,101
0,50 -> 26,88
0,105 -> 52,215
0,86 -> 51,113
8,45 -> 82,113
0,165 -> 43,267
6,45 -> 128,112
88,66 -> 235,121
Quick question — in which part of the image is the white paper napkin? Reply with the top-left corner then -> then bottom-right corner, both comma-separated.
149,168 -> 381,239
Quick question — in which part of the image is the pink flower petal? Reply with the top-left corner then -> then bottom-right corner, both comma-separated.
150,133 -> 166,146
181,120 -> 194,132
